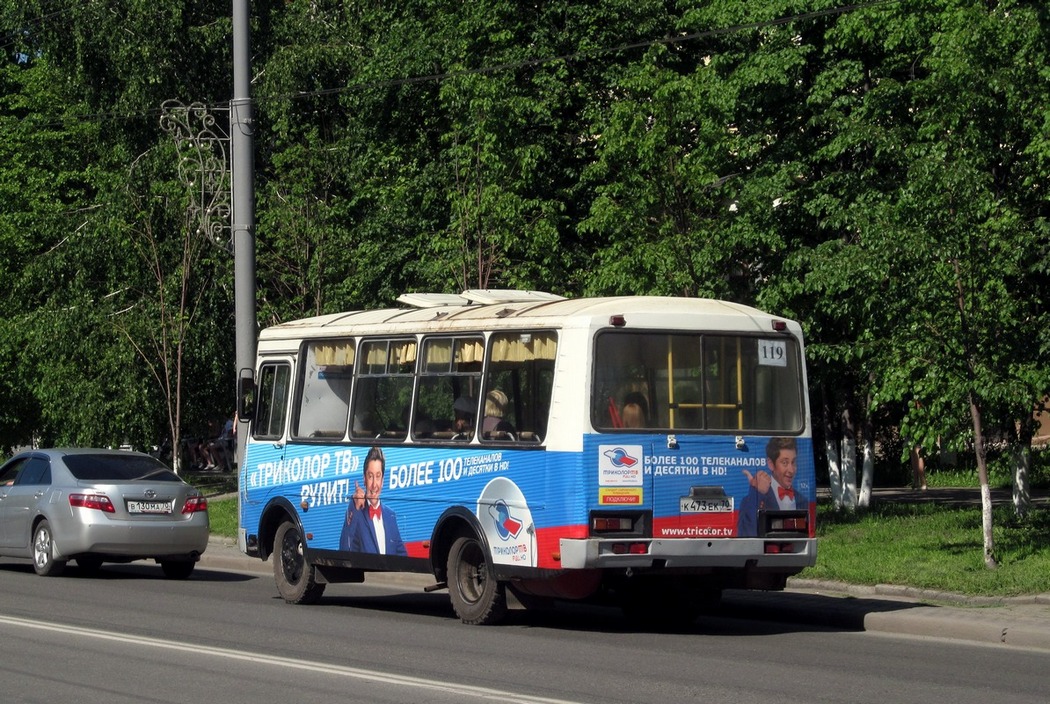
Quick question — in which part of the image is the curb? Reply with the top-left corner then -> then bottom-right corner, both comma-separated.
789,578 -> 1050,607
779,579 -> 1050,651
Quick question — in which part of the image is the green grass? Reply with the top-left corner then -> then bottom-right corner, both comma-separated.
801,502 -> 1050,597
204,493 -> 1050,598
207,497 -> 238,538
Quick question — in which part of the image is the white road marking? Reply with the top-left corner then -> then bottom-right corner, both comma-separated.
0,614 -> 584,704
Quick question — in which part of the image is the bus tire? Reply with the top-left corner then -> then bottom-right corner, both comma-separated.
447,535 -> 506,625
273,520 -> 326,605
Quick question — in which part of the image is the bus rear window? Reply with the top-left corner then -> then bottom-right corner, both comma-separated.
593,332 -> 804,433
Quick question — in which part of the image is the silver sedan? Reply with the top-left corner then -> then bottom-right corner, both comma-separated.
0,448 -> 209,578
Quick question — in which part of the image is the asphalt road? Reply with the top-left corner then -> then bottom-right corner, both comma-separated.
201,532 -> 1050,652
3,555 -> 1050,704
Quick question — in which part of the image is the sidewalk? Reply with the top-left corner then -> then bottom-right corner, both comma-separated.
199,535 -> 1050,649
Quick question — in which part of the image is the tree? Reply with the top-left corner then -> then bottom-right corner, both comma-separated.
0,0 -> 237,451
431,1 -> 576,291
107,130 -> 234,472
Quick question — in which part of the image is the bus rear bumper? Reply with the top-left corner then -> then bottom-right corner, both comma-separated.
558,537 -> 817,571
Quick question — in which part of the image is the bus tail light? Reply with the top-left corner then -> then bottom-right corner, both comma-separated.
761,510 -> 808,537
590,511 -> 648,537
69,493 -> 116,513
593,516 -> 632,532
769,516 -> 807,532
764,542 -> 796,554
610,542 -> 650,555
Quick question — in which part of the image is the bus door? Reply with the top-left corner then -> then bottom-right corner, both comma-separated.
241,358 -> 295,510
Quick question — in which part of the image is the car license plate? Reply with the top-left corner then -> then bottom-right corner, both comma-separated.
679,496 -> 734,513
127,500 -> 173,515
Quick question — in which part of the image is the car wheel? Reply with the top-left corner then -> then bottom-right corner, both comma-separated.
447,534 -> 506,625
160,560 -> 195,579
33,520 -> 66,577
76,556 -> 104,575
273,520 -> 325,604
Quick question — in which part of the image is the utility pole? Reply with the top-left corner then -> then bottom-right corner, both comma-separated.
232,0 -> 256,463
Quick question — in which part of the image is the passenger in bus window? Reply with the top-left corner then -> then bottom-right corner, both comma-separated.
453,396 -> 476,437
482,389 -> 515,438
405,406 -> 434,438
621,392 -> 649,429
339,447 -> 407,556
737,437 -> 798,537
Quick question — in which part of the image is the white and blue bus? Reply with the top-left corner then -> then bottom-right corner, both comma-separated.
236,290 -> 816,624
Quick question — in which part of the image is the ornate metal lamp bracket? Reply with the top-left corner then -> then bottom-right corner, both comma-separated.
160,100 -> 232,252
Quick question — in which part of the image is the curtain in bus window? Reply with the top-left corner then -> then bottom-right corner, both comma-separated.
294,340 -> 355,440
482,331 -> 557,443
352,340 -> 415,440
490,331 -> 558,363
415,336 -> 483,440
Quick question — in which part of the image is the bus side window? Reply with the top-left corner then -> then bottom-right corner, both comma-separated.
255,363 -> 291,440
416,336 -> 483,442
483,331 -> 557,444
352,339 -> 415,441
294,340 -> 354,441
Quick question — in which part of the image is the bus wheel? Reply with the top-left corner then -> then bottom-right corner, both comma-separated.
447,535 -> 506,625
273,520 -> 326,604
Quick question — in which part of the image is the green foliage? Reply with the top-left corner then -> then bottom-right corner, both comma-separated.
0,0 -> 1046,492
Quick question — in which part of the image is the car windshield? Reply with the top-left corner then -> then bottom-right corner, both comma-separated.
64,454 -> 181,482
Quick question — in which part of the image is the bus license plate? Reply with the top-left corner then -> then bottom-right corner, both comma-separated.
127,500 -> 172,515
679,496 -> 733,513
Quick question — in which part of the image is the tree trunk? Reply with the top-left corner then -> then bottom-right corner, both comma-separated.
172,430 -> 184,474
1011,422 -> 1032,518
823,388 -> 843,509
953,260 -> 995,568
840,402 -> 858,509
858,409 -> 874,508
1011,446 -> 1031,517
968,393 -> 997,569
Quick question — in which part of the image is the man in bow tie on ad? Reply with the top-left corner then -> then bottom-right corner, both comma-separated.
340,446 -> 408,556
736,437 -> 798,537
